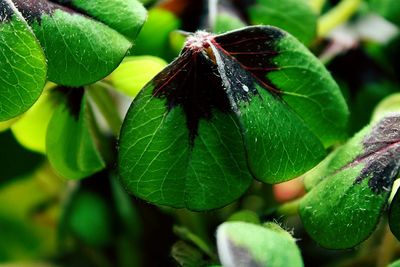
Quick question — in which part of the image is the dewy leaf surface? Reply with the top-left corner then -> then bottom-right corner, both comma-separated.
216,222 -> 303,267
119,26 -> 348,210
9,0 -> 146,86
0,0 -> 46,121
46,88 -> 106,179
133,8 -> 181,59
300,113 -> 400,249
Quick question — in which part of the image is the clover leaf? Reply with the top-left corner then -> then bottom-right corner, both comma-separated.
118,26 -> 348,211
0,0 -> 146,121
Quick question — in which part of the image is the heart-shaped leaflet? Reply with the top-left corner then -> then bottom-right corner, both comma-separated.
118,26 -> 348,211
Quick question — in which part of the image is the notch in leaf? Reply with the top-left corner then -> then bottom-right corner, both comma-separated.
118,26 -> 348,211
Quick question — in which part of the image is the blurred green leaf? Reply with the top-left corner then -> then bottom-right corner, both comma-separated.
46,89 -> 106,179
248,0 -> 317,45
11,84 -> 57,154
108,56 -> 167,98
111,175 -> 141,238
373,93 -> 400,122
133,8 -> 181,60
216,222 -> 303,267
349,82 -> 398,133
169,30 -> 187,55
368,0 -> 400,26
68,191 -> 112,246
0,130 -> 43,184
214,14 -> 246,34
0,163 -> 64,261
389,259 -> 400,267
0,263 -> 58,267
0,117 -> 19,132
308,0 -> 326,13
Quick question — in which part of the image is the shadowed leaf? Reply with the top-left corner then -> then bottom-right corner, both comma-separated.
46,88 -> 106,179
247,0 -> 317,45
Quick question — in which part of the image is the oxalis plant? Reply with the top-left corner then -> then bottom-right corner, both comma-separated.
0,0 -> 400,266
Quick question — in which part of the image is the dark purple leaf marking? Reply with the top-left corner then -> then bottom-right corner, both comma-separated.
223,237 -> 263,267
354,115 -> 400,193
10,0 -> 88,24
150,26 -> 284,145
151,48 -> 232,145
50,0 -> 72,4
215,26 -> 283,94
0,1 -> 15,22
49,0 -> 103,24
57,86 -> 84,120
12,0 -> 59,23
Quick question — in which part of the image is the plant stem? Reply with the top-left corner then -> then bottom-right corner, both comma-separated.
176,210 -> 213,246
376,225 -> 400,267
173,225 -> 216,260
88,82 -> 122,136
318,0 -> 362,37
327,221 -> 395,267
83,246 -> 114,267
276,198 -> 301,216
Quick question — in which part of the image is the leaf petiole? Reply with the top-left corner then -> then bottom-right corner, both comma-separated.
276,198 -> 302,216
87,82 -> 122,137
